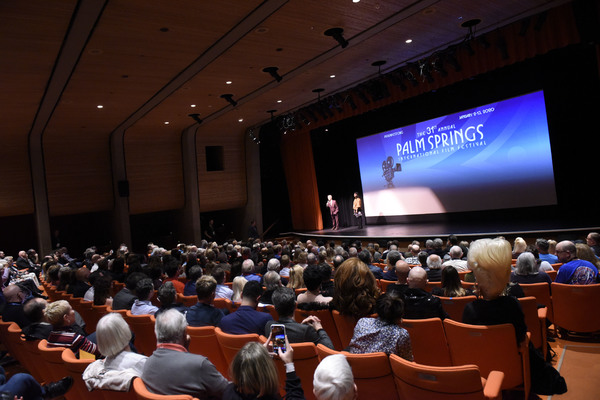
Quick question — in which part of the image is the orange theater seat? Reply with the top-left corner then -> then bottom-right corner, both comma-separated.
294,308 -> 342,351
551,282 -> 600,336
401,318 -> 452,367
186,326 -> 228,377
132,377 -> 198,400
390,353 -> 504,400
436,295 -> 476,321
61,348 -> 104,400
124,311 -> 157,356
517,296 -> 548,359
214,327 -> 261,366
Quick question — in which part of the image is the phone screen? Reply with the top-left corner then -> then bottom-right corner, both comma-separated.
271,324 -> 286,353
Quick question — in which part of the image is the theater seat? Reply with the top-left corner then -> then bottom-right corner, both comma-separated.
214,327 -> 260,366
186,326 -> 228,377
390,353 -> 504,400
401,318 -> 452,367
124,311 -> 157,356
551,282 -> 600,336
61,348 -> 104,400
294,308 -> 342,351
436,295 -> 476,322
132,377 -> 198,400
37,340 -> 79,400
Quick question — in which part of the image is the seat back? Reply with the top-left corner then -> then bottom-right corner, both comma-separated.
62,348 -> 105,400
379,279 -> 396,293
331,310 -> 359,350
517,296 -> 547,356
124,311 -> 157,356
214,327 -> 260,365
177,293 -> 197,307
7,323 -> 46,382
551,283 -> 600,333
401,318 -> 452,366
38,339 -> 79,400
436,295 -> 476,321
294,308 -> 342,350
425,281 -> 442,292
316,344 -> 398,400
111,281 -> 126,298
519,282 -> 553,322
213,298 -> 239,313
132,377 -> 198,400
257,304 -> 279,321
443,319 -> 530,398
22,337 -> 54,384
186,326 -> 228,377
390,353 -> 499,400
545,270 -> 557,281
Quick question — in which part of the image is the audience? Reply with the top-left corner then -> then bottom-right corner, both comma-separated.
313,354 -> 356,400
555,240 -> 598,284
130,278 -> 158,316
186,276 -> 224,327
212,267 -> 233,300
265,287 -> 335,349
402,266 -> 447,320
297,264 -> 332,305
441,246 -> 469,271
45,299 -> 101,357
425,254 -> 443,282
385,260 -> 410,296
348,292 -> 413,359
510,252 -> 552,285
432,266 -> 473,297
155,281 -> 185,315
218,281 -> 272,335
332,257 -> 379,318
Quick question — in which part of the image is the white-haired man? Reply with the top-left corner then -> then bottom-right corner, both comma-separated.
142,309 -> 229,398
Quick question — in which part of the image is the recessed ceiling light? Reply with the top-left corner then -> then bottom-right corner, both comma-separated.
225,81 -> 232,85
164,121 -> 170,125
190,104 -> 196,108
330,74 -> 336,78
353,0 -> 360,3
277,100 -> 282,103
238,118 -> 244,122
96,105 -> 103,109
405,39 -> 413,44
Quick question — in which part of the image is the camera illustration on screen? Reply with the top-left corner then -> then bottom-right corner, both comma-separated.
382,156 -> 402,187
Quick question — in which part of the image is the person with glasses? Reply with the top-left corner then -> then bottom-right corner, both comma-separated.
555,240 -> 598,285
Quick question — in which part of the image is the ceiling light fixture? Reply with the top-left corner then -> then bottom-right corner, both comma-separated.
262,66 -> 283,82
96,105 -> 103,109
220,94 -> 238,107
324,27 -> 349,48
188,113 -> 203,125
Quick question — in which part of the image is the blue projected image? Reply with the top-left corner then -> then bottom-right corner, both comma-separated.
356,90 -> 557,217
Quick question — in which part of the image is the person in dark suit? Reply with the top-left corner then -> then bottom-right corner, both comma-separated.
185,276 -> 224,327
142,309 -> 229,399
112,272 -> 145,310
326,195 -> 339,230
265,287 -> 335,349
402,266 -> 447,320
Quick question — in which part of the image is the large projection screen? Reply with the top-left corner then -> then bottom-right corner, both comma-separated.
356,90 -> 557,218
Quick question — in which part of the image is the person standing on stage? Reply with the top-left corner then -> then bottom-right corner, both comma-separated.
353,192 -> 363,229
326,195 -> 339,230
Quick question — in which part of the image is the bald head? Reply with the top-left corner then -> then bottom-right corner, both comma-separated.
3,284 -> 24,302
407,266 -> 428,289
395,260 -> 410,284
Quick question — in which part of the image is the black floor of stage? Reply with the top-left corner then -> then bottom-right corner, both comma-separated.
283,219 -> 599,242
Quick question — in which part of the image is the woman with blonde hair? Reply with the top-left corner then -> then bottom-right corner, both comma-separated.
286,265 -> 305,290
512,237 -> 527,259
231,276 -> 247,303
332,257 -> 379,318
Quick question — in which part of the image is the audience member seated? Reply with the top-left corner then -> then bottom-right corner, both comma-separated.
0,365 -> 73,400
425,254 -> 443,282
260,271 -> 281,306
403,244 -> 421,265
241,259 -> 261,283
286,265 -> 305,290
219,281 -> 273,335
231,276 -> 248,303
332,257 -> 379,318
536,238 -> 559,264
22,297 -> 52,341
313,354 -> 356,400
163,260 -> 185,294
402,266 -> 447,320
381,250 -> 402,280
510,252 -> 552,285
512,237 -> 528,259
212,267 -> 233,300
318,263 -> 334,298
575,243 -> 600,272
142,309 -> 229,398
348,292 -> 413,359
385,260 -> 410,296
186,276 -> 224,327
183,265 -> 203,296
131,278 -> 159,316
358,250 -> 383,280
586,232 -> 600,258
432,266 -> 474,297
155,281 -> 185,315
297,264 -> 332,305
224,339 -> 303,400
441,246 -> 469,272
68,267 -> 91,298
92,274 -> 113,307
279,255 -> 291,285
265,287 -> 335,349
45,299 -> 101,357
1,284 -> 31,328
555,240 -> 598,284
83,313 -> 147,391
112,272 -> 145,310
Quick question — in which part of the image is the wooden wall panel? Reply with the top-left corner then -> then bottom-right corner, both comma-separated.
44,130 -> 113,216
125,128 -> 185,215
196,129 -> 247,212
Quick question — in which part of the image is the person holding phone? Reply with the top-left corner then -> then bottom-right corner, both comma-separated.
224,334 -> 304,400
265,287 -> 335,350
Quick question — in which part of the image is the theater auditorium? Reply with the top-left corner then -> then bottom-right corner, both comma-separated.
1,1 -> 599,399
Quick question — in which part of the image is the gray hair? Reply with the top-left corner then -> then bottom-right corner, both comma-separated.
154,308 -> 188,344
427,254 -> 443,270
313,354 -> 355,400
515,252 -> 538,275
263,271 -> 281,290
267,258 -> 280,271
96,313 -> 132,357
449,246 -> 463,259
242,259 -> 254,274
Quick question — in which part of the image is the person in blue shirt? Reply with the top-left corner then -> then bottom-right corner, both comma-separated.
555,240 -> 598,285
536,238 -> 559,264
218,281 -> 272,335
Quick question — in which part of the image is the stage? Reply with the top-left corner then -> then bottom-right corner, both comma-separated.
282,219 -> 599,244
